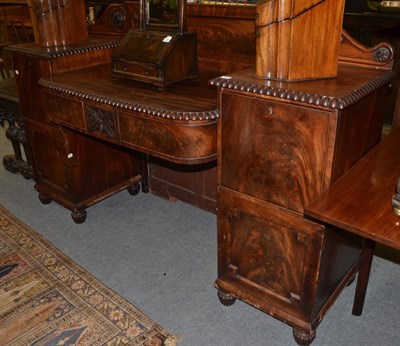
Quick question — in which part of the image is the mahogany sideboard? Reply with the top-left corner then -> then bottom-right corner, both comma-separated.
37,57 -> 396,345
5,2 -> 398,344
210,64 -> 396,345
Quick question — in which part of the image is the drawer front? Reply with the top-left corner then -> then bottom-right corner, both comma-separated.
114,59 -> 160,80
44,92 -> 85,130
218,188 -> 324,314
119,111 -> 217,164
220,92 -> 333,213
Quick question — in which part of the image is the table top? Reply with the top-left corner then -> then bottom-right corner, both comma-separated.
305,129 -> 400,250
39,63 -> 218,121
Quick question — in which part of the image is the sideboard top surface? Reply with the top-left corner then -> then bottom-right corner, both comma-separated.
39,63 -> 218,122
210,64 -> 397,110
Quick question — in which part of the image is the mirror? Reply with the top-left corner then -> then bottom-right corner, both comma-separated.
142,0 -> 186,32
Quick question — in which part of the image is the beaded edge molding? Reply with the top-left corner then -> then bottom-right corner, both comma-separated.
6,40 -> 121,59
39,80 -> 219,122
209,71 -> 397,110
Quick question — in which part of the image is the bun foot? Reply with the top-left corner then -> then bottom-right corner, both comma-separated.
293,328 -> 316,346
71,210 -> 87,224
217,289 -> 236,306
38,193 -> 52,204
127,183 -> 140,196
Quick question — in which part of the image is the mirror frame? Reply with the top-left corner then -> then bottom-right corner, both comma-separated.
140,0 -> 187,33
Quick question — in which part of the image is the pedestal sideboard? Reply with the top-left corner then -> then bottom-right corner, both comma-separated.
8,40 -> 147,223
4,2 -> 397,343
210,64 -> 396,345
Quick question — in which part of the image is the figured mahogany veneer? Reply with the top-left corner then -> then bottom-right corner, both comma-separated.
39,64 -> 218,165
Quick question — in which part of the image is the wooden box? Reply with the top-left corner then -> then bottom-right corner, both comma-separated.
255,0 -> 346,81
29,0 -> 88,47
112,30 -> 198,88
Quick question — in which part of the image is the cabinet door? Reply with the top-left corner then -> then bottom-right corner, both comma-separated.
217,188 -> 325,317
25,120 -> 71,199
220,92 -> 335,213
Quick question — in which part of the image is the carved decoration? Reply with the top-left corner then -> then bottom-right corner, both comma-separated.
0,101 -> 33,178
39,80 -> 219,122
88,4 -> 132,34
292,328 -> 316,346
339,30 -> 395,70
209,70 -> 397,110
6,40 -> 120,60
85,105 -> 116,139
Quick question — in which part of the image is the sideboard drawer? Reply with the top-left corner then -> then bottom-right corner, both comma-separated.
118,110 -> 217,164
44,92 -> 85,131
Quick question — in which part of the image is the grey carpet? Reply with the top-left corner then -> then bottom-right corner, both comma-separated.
0,127 -> 399,346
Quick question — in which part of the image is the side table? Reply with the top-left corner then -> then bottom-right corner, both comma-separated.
305,129 -> 400,316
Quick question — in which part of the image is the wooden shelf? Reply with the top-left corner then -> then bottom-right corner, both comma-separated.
0,1 -> 28,4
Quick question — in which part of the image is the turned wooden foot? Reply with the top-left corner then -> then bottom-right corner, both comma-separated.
71,210 -> 87,224
293,328 -> 316,346
127,183 -> 140,196
217,289 -> 236,306
38,193 -> 52,204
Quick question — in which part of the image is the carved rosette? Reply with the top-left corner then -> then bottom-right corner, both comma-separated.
85,105 -> 116,139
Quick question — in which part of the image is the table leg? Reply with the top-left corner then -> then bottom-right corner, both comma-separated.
352,238 -> 376,316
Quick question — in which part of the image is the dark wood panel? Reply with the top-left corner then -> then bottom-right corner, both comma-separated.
331,86 -> 390,182
149,158 -> 217,213
220,92 -> 333,213
343,11 -> 400,126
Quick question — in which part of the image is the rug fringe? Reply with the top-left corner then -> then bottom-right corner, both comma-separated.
164,336 -> 178,346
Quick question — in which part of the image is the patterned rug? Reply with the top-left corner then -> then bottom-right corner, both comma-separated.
0,205 -> 176,346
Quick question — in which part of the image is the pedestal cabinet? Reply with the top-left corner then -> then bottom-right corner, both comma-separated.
210,65 -> 396,345
8,40 -> 147,223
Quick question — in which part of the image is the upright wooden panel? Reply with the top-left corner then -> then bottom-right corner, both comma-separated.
29,0 -> 88,47
255,0 -> 346,81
